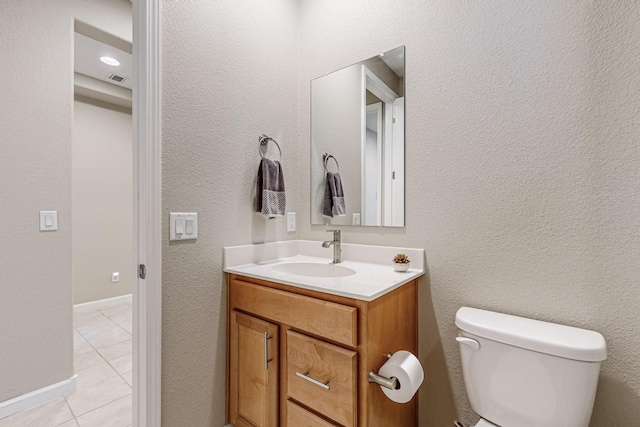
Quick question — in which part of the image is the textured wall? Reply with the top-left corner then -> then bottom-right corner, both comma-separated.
296,1 -> 640,426
162,0 -> 640,425
0,0 -> 131,403
72,100 -> 133,304
161,1 -> 298,424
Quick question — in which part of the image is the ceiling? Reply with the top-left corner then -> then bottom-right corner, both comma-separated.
74,33 -> 132,90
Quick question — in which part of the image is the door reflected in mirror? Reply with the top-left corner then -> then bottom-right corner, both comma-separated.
311,46 -> 405,227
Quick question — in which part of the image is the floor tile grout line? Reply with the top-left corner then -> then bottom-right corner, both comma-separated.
72,327 -> 96,357
116,369 -> 134,388
73,334 -> 110,373
73,301 -> 133,424
75,317 -> 128,341
75,305 -> 128,333
64,393 -> 78,420
71,303 -> 132,424
75,305 -> 114,324
2,302 -> 133,426
74,309 -> 131,366
75,339 -> 130,376
70,391 -> 133,422
79,321 -> 132,345
74,313 -> 119,346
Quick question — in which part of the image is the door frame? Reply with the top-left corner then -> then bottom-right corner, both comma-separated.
132,1 -> 162,425
360,65 -> 398,227
363,102 -> 383,226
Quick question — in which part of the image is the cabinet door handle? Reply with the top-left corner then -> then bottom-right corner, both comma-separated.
264,332 -> 273,370
295,371 -> 330,390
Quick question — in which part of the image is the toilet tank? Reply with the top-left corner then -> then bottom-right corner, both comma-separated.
455,307 -> 607,427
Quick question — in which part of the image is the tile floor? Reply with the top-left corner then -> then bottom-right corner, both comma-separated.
0,297 -> 133,427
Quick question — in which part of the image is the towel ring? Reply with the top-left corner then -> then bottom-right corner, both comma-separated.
323,153 -> 340,173
258,134 -> 282,160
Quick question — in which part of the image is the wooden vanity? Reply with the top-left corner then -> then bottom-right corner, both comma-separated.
226,273 -> 418,427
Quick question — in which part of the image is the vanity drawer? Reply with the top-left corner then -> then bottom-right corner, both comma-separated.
286,400 -> 337,427
286,331 -> 357,427
230,278 -> 357,347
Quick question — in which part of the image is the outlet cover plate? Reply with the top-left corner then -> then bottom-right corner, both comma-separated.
287,212 -> 296,232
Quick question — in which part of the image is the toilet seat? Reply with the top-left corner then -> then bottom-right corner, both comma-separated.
474,419 -> 499,427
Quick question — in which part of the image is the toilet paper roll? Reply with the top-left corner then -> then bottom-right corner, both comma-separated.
377,350 -> 424,403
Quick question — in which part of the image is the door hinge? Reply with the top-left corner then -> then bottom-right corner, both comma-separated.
139,264 -> 146,279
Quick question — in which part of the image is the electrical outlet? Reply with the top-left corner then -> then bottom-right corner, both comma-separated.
287,212 -> 296,232
352,213 -> 361,226
112,272 -> 120,283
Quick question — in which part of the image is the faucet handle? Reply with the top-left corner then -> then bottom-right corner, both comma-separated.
327,229 -> 341,237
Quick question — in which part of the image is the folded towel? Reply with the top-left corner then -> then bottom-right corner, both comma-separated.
256,157 -> 286,219
322,172 -> 346,217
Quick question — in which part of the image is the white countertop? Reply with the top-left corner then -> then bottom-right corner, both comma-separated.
223,240 -> 424,301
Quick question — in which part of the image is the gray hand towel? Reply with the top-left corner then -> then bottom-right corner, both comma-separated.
256,157 -> 286,219
322,172 -> 346,217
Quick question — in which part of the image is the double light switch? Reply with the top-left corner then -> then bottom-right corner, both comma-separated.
170,212 -> 198,241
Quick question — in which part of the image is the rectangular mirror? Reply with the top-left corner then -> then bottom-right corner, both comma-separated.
310,46 -> 405,227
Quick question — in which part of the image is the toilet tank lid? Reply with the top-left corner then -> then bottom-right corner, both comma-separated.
455,307 -> 607,362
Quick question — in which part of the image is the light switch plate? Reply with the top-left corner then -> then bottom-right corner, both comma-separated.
40,211 -> 58,231
352,213 -> 361,226
170,212 -> 198,241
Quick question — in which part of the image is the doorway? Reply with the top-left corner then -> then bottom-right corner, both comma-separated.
0,1 -> 160,425
69,22 -> 135,424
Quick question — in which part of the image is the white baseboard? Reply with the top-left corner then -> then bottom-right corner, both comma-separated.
74,294 -> 133,310
0,375 -> 76,420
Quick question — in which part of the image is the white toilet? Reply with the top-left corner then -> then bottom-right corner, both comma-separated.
455,307 -> 607,427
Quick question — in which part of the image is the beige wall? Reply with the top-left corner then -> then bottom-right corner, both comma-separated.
0,0 -> 131,403
297,1 -> 640,426
161,0 -> 299,424
72,99 -> 133,304
162,0 -> 640,425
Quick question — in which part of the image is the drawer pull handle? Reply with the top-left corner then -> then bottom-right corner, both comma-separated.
295,371 -> 330,390
264,332 -> 273,370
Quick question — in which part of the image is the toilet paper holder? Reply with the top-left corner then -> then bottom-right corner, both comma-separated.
368,353 -> 400,390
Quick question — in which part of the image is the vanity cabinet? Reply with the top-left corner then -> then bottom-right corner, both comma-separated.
226,274 -> 418,427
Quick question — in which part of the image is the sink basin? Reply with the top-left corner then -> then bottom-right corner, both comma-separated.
272,262 -> 356,278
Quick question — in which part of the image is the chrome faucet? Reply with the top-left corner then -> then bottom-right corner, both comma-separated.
322,230 -> 342,263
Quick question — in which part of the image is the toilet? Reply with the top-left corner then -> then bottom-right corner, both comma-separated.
455,307 -> 607,427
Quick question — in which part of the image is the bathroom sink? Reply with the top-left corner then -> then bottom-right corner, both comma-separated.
272,262 -> 356,278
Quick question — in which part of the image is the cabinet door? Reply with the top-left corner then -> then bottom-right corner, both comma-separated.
229,310 -> 279,427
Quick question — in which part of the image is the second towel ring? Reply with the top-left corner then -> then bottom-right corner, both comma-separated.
259,134 -> 282,160
323,153 -> 340,173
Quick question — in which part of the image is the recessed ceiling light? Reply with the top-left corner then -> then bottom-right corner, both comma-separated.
100,56 -> 120,66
